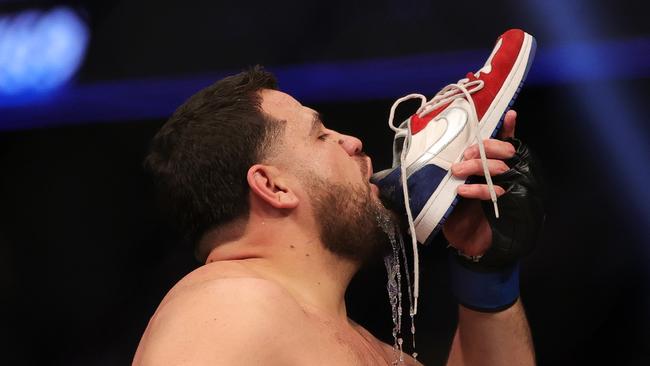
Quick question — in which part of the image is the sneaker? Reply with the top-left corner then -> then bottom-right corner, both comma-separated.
372,29 -> 537,246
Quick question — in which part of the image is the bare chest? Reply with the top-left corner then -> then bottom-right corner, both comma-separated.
294,319 -> 408,366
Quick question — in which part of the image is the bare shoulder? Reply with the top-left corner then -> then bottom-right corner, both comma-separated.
164,260 -> 296,305
134,261 -> 307,366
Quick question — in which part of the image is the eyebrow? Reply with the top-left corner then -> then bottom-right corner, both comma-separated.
309,112 -> 324,137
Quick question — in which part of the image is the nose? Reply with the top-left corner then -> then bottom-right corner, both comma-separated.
337,133 -> 363,156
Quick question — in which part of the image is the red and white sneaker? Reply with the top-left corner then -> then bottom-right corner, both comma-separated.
372,29 -> 536,312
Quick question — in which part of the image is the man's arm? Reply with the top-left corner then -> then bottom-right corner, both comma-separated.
133,278 -> 302,366
442,111 -> 543,365
447,299 -> 535,366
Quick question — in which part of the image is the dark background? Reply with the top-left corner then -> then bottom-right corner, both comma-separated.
1,0 -> 649,365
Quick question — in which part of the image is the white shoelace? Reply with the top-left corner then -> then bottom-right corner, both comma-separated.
387,77 -> 500,316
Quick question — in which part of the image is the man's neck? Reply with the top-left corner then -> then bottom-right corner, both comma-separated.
205,228 -> 359,323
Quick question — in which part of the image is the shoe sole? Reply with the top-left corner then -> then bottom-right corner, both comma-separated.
415,32 -> 537,245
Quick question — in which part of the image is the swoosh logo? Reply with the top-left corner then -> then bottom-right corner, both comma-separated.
475,37 -> 502,77
405,107 -> 468,177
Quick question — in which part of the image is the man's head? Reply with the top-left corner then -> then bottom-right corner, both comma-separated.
256,88 -> 395,262
146,67 -> 394,263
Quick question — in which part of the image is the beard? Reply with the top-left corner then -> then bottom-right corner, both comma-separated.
307,175 -> 397,264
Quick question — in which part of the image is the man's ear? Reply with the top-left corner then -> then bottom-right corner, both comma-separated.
247,164 -> 299,209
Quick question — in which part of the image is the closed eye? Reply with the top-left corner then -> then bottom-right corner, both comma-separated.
318,133 -> 329,141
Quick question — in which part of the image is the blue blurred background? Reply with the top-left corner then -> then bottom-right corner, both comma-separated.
1,0 -> 648,365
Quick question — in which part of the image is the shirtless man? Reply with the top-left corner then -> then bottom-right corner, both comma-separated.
134,67 -> 536,365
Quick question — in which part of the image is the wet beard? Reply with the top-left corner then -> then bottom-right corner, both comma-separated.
308,177 -> 395,264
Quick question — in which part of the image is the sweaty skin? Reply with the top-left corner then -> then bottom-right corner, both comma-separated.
133,90 -> 534,365
134,261 -> 420,365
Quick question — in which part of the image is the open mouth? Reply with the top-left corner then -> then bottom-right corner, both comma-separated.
364,157 -> 381,197
370,182 -> 380,197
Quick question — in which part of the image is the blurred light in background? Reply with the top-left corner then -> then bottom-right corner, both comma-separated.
519,0 -> 650,235
1,35 -> 647,131
0,6 -> 88,96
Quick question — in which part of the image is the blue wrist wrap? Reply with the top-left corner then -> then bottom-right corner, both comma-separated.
448,252 -> 520,312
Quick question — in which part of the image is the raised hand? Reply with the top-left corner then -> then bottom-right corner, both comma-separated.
442,110 -> 518,255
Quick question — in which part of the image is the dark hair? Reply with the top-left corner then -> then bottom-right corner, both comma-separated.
144,66 -> 284,260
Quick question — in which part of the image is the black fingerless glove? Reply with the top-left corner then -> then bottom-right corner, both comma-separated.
449,137 -> 545,312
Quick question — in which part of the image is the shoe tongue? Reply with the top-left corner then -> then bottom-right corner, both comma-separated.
466,72 -> 479,81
